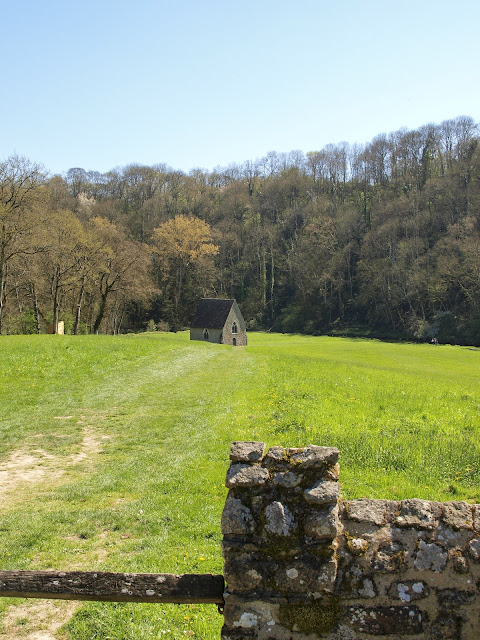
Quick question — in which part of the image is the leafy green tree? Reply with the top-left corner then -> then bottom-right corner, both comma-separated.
151,215 -> 218,329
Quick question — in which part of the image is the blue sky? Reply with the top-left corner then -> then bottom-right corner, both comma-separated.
2,0 -> 479,176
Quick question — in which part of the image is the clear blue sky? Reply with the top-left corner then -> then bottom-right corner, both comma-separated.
2,0 -> 479,176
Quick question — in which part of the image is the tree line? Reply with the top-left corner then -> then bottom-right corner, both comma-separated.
1,115 -> 479,344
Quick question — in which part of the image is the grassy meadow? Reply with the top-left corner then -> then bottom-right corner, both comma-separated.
0,332 -> 479,639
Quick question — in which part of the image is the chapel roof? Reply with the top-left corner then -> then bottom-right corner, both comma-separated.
191,298 -> 236,329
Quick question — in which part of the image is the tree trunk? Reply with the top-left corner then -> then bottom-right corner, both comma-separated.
259,248 -> 267,311
0,240 -> 6,335
52,268 -> 60,333
93,290 -> 109,334
172,263 -> 184,331
269,245 -> 275,322
74,275 -> 86,335
30,283 -> 41,334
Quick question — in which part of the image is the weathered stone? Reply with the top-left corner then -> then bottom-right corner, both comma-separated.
345,499 -> 399,526
371,541 -> 406,572
396,499 -> 440,529
221,496 -> 255,535
224,555 -> 265,592
427,612 -> 463,640
345,605 -> 424,634
315,557 -> 338,593
230,441 -> 266,463
265,501 -> 296,536
304,480 -> 339,506
222,597 -> 279,637
443,502 -> 474,530
452,554 -> 469,574
226,463 -> 269,488
473,504 -> 480,532
271,556 -> 337,595
466,538 -> 480,562
287,445 -> 339,469
222,596 -> 279,629
388,580 -> 429,602
273,471 -> 303,488
304,505 -> 339,540
337,562 -> 377,598
414,540 -> 447,571
265,446 -> 286,462
437,588 -> 477,605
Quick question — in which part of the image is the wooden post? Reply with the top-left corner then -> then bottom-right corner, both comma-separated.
0,570 -> 225,605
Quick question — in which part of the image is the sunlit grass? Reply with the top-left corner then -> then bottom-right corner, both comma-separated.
0,332 -> 479,638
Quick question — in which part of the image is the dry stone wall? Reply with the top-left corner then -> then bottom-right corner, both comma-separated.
221,442 -> 480,639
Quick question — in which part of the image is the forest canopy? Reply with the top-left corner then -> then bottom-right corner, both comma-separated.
1,115 -> 479,345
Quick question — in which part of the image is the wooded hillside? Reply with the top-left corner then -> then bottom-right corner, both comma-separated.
1,115 -> 479,344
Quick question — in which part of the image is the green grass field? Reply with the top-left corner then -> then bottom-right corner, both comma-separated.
0,332 -> 479,639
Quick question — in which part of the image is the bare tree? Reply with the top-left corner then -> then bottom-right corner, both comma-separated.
0,155 -> 46,333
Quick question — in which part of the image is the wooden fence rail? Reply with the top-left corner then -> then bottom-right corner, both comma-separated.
0,570 -> 224,605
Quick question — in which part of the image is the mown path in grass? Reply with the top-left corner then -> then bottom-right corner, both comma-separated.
0,332 -> 479,639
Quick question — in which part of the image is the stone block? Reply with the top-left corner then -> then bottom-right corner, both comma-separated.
437,588 -> 477,605
273,471 -> 303,488
345,604 -> 424,635
230,441 -> 266,463
226,463 -> 269,488
304,505 -> 339,540
265,501 -> 296,536
222,496 -> 255,535
337,564 -> 377,598
271,556 -> 338,595
396,499 -> 441,529
443,502 -> 474,530
224,555 -> 266,592
304,480 -> 339,506
265,446 -> 286,462
345,499 -> 399,526
222,597 -> 279,638
426,612 -> 463,639
287,445 -> 339,469
473,504 -> 480,532
315,557 -> 338,593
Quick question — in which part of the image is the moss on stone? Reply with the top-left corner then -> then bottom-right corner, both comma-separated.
278,597 -> 342,634
344,531 -> 369,555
